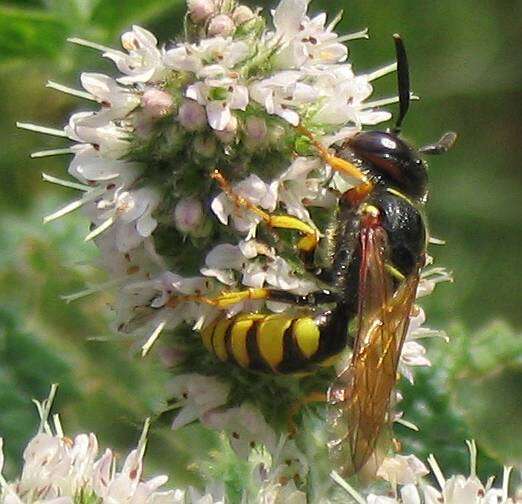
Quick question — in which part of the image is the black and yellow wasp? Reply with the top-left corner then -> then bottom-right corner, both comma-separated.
169,35 -> 456,476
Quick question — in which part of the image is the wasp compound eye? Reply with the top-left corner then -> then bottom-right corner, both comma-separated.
347,131 -> 428,200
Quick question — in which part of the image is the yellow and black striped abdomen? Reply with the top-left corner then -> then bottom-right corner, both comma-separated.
201,313 -> 339,374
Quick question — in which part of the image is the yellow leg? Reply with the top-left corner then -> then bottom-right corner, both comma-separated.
211,170 -> 319,252
166,288 -> 270,310
296,125 -> 367,182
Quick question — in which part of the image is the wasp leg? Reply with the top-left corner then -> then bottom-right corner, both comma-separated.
166,288 -> 339,311
211,170 -> 319,252
166,288 -> 271,310
288,391 -> 327,436
296,126 -> 367,182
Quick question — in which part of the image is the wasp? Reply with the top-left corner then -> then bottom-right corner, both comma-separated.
169,35 -> 456,476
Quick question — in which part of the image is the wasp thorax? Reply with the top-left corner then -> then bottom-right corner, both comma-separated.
346,130 -> 428,201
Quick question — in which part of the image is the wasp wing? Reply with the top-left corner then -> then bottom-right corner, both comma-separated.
328,215 -> 421,477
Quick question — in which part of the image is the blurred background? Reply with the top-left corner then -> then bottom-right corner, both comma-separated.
0,0 -> 521,490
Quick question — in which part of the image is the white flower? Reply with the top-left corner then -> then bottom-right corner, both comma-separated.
270,0 -> 348,68
0,424 -> 179,503
81,72 -> 140,118
169,374 -> 230,429
65,111 -> 131,159
377,454 -> 429,486
204,403 -> 277,458
211,175 -> 278,238
201,240 -> 316,302
186,73 -> 248,131
276,156 -> 336,222
249,71 -> 317,125
104,25 -> 166,84
87,186 -> 160,252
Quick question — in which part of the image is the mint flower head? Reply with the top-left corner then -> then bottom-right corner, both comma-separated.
18,0 -> 455,498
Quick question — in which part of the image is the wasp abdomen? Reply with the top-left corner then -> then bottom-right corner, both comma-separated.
201,313 -> 329,374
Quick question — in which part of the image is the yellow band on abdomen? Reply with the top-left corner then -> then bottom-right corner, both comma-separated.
257,315 -> 292,371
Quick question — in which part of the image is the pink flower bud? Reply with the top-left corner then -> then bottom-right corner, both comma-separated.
187,0 -> 215,23
178,100 -> 207,131
245,116 -> 267,143
208,14 -> 235,37
174,197 -> 204,233
232,6 -> 255,25
141,88 -> 174,118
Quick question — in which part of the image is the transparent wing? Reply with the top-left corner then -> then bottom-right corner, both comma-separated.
328,215 -> 421,477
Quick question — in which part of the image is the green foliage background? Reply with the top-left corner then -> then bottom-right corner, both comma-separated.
0,0 -> 521,492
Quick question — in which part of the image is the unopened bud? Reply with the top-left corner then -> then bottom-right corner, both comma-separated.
174,197 -> 204,233
141,88 -> 174,118
178,100 -> 207,131
208,14 -> 235,37
232,6 -> 255,25
245,116 -> 268,144
187,0 -> 215,23
194,135 -> 217,158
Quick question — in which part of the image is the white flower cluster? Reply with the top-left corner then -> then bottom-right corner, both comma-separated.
19,0 -> 452,491
333,443 -> 518,504
1,406 -> 518,504
0,389 -> 223,504
20,0 -> 405,352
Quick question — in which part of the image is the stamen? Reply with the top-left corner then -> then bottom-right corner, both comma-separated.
366,62 -> 397,81
466,439 -> 477,477
338,28 -> 369,42
43,198 -> 88,223
362,94 -> 419,110
53,414 -> 64,438
42,173 -> 90,191
395,417 -> 419,431
16,122 -> 68,138
141,320 -> 167,357
46,81 -> 96,101
84,216 -> 115,241
427,454 -> 446,491
31,148 -> 73,158
67,37 -> 115,53
502,466 -> 513,501
330,471 -> 366,504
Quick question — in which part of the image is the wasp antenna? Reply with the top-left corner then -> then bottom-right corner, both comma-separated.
393,34 -> 410,133
419,131 -> 458,155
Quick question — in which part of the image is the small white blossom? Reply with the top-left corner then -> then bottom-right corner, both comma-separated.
186,73 -> 248,131
211,175 -> 278,237
104,26 -> 166,84
270,0 -> 348,68
81,72 -> 140,117
169,374 -> 230,429
204,403 -> 277,458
